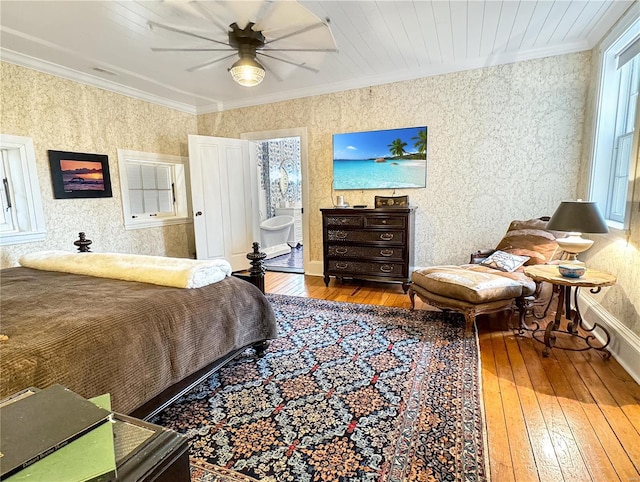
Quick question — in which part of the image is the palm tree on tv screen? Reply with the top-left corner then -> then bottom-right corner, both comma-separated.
412,130 -> 427,155
388,139 -> 407,158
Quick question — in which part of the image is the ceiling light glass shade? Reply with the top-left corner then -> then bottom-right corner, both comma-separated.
229,57 -> 265,87
546,200 -> 609,261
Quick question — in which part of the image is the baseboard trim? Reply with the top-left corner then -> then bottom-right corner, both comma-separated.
579,292 -> 640,384
305,260 -> 324,277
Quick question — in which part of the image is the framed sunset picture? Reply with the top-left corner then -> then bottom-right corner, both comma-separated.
48,150 -> 112,199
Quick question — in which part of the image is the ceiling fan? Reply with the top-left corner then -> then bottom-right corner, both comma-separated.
149,8 -> 338,87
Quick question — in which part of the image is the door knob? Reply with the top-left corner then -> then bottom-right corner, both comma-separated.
195,211 -> 203,216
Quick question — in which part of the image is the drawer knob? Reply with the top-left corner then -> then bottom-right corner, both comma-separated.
380,249 -> 393,257
335,247 -> 348,255
336,262 -> 349,270
380,264 -> 393,273
335,231 -> 347,239
380,233 -> 394,241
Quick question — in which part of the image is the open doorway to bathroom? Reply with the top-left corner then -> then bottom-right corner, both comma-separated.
242,127 -> 309,274
254,136 -> 304,274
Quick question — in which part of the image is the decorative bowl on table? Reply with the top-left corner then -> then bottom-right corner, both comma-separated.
558,264 -> 586,278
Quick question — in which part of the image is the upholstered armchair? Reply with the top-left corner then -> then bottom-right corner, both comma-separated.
409,217 -> 562,332
465,217 -> 561,316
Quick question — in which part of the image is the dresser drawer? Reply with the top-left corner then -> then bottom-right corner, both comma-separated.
364,216 -> 406,228
327,245 -> 404,261
326,230 -> 404,245
327,260 -> 406,277
325,215 -> 363,227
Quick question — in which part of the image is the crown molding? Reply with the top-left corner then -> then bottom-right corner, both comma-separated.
0,48 -> 199,115
201,40 -> 592,114
3,39 -> 591,116
595,1 -> 640,53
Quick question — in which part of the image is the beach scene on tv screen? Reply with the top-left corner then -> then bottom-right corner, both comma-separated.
333,126 -> 427,190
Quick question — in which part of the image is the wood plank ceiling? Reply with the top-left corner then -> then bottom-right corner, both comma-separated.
0,1 -> 633,113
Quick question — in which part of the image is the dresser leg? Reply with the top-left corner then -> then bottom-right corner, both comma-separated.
402,281 -> 410,294
323,274 -> 330,287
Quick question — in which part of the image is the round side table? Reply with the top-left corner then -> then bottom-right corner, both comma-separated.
523,265 -> 616,358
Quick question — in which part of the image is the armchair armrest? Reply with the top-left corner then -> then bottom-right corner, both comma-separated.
469,249 -> 496,264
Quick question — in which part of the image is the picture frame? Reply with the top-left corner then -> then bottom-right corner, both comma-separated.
48,150 -> 112,199
374,195 -> 409,208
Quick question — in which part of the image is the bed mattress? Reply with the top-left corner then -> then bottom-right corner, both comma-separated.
0,267 -> 276,413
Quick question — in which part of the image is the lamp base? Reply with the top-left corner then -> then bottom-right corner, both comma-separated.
555,233 -> 593,262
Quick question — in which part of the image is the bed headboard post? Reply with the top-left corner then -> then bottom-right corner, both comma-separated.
246,242 -> 267,293
74,232 -> 92,252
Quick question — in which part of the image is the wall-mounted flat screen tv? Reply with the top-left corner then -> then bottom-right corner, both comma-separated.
333,126 -> 427,190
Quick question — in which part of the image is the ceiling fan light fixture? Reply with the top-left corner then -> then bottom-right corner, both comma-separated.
229,56 -> 265,87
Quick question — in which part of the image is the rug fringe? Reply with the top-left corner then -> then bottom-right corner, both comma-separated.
473,319 -> 492,482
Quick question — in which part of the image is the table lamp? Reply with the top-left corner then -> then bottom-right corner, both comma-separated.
546,200 -> 609,263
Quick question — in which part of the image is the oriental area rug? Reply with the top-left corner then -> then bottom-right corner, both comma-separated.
151,294 -> 488,482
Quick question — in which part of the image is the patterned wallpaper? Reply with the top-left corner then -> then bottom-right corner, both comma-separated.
201,52 -> 638,334
199,52 -> 590,268
0,62 -> 198,268
3,50 -> 636,335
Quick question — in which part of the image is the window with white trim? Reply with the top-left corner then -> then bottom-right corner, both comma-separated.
590,12 -> 640,230
117,149 -> 191,230
0,134 -> 46,246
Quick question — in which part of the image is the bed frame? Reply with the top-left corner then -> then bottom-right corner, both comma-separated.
73,234 -> 270,420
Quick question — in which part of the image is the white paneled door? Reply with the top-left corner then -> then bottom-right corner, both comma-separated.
188,135 -> 258,271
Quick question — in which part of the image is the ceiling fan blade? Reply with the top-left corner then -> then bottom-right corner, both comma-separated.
261,61 -> 283,83
265,21 -> 327,46
152,48 -> 234,52
187,53 -> 237,72
148,20 -> 229,47
187,2 -> 230,35
257,52 -> 319,73
262,48 -> 338,52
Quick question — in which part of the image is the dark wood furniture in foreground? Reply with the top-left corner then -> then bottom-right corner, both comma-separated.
114,413 -> 190,481
1,386 -> 191,482
233,242 -> 267,295
321,207 -> 416,292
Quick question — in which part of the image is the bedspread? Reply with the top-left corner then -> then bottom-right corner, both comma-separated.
0,267 -> 277,414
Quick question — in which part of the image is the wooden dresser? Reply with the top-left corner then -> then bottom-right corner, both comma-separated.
321,207 -> 416,292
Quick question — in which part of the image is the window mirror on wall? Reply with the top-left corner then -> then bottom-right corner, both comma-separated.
117,149 -> 191,230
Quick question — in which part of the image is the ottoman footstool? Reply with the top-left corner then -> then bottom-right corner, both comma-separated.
409,266 -> 527,334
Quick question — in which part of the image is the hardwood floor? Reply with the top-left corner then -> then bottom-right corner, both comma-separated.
264,271 -> 640,482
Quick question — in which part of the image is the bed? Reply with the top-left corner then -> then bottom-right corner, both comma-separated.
0,247 -> 277,419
